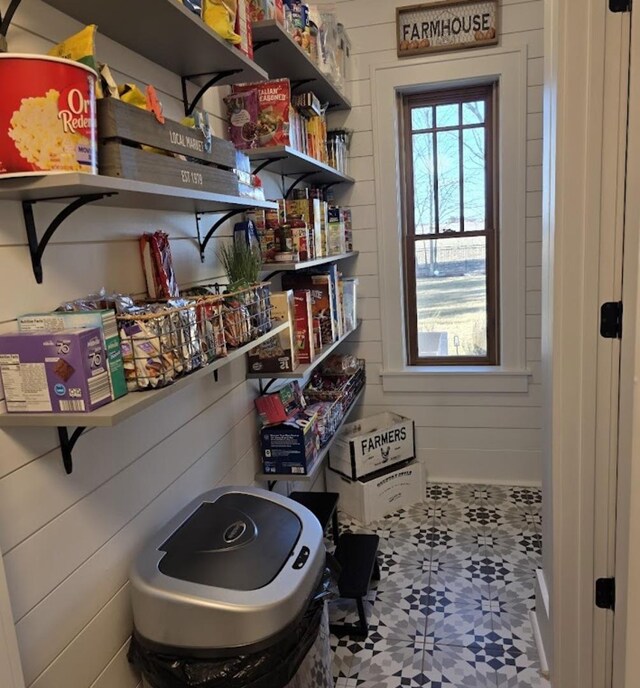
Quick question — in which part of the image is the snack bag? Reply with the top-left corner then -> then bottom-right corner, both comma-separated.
232,79 -> 291,147
203,0 -> 242,44
224,90 -> 259,149
48,25 -> 98,72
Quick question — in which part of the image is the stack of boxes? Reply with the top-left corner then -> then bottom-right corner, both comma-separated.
326,412 -> 423,524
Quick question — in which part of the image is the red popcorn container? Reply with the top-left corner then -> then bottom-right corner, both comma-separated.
0,53 -> 97,177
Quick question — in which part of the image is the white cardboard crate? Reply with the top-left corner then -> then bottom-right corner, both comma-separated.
326,460 -> 424,525
328,412 -> 415,480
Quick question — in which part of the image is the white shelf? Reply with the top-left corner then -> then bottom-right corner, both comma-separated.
0,322 -> 289,429
42,0 -> 268,85
247,321 -> 361,381
262,251 -> 358,273
252,20 -> 351,110
254,387 -> 364,484
247,146 -> 354,184
0,174 -> 277,214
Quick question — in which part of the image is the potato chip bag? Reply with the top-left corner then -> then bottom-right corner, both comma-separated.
203,0 -> 241,44
48,25 -> 98,73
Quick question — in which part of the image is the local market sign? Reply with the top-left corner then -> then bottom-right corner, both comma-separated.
397,0 -> 499,57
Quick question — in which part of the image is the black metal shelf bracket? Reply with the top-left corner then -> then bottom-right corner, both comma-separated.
263,269 -> 285,281
285,172 -> 316,199
253,38 -> 280,53
22,193 -> 115,284
291,78 -> 316,93
0,0 -> 22,51
196,208 -> 246,262
258,378 -> 279,395
58,426 -> 86,475
181,69 -> 242,117
252,156 -> 287,176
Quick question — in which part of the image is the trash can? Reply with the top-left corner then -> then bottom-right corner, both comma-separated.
127,486 -> 333,688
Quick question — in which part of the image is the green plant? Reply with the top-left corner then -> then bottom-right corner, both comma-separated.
217,240 -> 262,288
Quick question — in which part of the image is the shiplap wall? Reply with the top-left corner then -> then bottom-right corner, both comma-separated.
323,0 -> 544,484
0,0 -> 543,686
0,2 -> 300,687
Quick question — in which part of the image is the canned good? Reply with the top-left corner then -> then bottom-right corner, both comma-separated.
0,54 -> 97,177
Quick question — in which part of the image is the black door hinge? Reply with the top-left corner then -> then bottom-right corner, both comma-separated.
600,301 -> 623,339
610,0 -> 631,12
596,577 -> 616,610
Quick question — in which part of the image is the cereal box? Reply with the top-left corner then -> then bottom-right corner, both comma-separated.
0,328 -> 112,413
17,310 -> 127,399
247,291 -> 299,374
232,79 -> 292,147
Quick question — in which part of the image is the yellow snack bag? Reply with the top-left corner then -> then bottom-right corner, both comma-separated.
118,84 -> 147,109
203,0 -> 241,44
48,25 -> 98,73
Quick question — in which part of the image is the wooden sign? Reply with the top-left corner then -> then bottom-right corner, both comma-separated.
397,0 -> 499,57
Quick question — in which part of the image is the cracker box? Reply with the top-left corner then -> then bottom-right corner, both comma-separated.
261,410 -> 320,475
247,290 -> 298,374
329,412 -> 415,480
326,460 -> 423,524
235,0 -> 254,59
0,328 -> 112,413
18,310 -> 127,399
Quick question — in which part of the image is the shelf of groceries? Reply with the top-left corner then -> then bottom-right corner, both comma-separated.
251,19 -> 351,110
0,174 -> 277,214
254,386 -> 364,484
247,146 -> 354,185
248,319 -> 361,380
0,322 -> 290,429
41,0 -> 268,85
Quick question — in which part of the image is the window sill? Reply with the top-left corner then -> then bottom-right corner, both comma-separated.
381,367 -> 531,394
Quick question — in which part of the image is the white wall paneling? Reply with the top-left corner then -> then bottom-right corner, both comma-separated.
0,1 -> 543,686
327,0 -> 543,483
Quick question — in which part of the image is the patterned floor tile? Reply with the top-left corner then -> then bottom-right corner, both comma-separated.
484,530 -> 542,569
422,643 -> 499,687
344,637 -> 426,687
331,483 -> 543,688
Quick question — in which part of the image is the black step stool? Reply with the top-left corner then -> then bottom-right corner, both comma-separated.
289,491 -> 340,544
329,533 -> 381,639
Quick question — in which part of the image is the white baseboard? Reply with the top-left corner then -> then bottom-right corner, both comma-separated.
534,567 -> 552,678
418,449 -> 542,486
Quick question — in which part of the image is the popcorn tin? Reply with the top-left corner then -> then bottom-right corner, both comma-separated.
0,54 -> 97,177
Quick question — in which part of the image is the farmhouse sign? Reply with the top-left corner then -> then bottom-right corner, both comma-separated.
397,0 -> 499,57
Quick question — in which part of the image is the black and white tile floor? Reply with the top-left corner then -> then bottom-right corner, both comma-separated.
328,483 -> 548,688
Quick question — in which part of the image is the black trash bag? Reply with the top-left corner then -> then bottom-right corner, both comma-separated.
128,567 -> 334,688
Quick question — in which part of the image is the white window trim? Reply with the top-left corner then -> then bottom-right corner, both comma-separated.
371,47 -> 530,394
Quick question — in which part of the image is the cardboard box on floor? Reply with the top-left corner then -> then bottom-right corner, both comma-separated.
329,412 -> 415,480
326,460 -> 424,525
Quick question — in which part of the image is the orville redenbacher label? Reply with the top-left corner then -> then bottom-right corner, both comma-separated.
169,128 -> 204,153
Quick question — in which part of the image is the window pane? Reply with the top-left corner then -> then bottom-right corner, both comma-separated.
436,130 -> 461,233
435,103 -> 459,127
462,100 -> 485,125
463,127 -> 486,231
414,236 -> 487,358
412,133 -> 436,234
411,106 -> 433,130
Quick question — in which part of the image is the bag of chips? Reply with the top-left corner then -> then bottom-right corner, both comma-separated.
203,0 -> 241,44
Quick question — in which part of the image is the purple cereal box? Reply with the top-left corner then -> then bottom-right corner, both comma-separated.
0,328 -> 113,413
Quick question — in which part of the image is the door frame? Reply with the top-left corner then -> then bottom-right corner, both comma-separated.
0,546 -> 25,688
612,3 -> 640,685
542,0 -> 630,686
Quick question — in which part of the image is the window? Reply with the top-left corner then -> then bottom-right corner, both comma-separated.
401,83 -> 499,366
